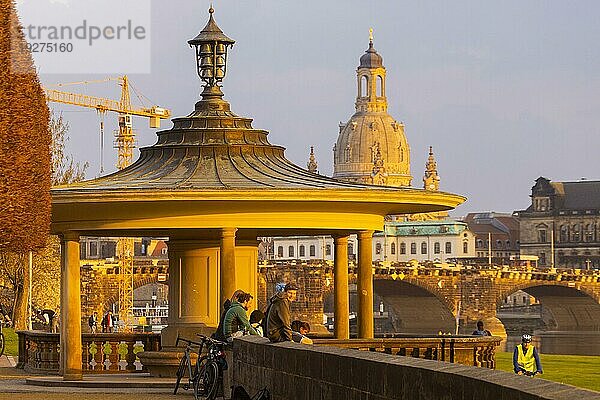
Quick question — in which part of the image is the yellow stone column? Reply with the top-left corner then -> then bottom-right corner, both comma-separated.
357,230 -> 374,338
60,232 -> 82,381
162,239 -> 220,346
334,235 -> 350,339
220,228 -> 237,308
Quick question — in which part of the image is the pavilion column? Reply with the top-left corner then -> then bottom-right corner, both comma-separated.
220,228 -> 237,308
60,232 -> 82,381
357,230 -> 374,339
162,239 -> 220,346
334,235 -> 350,339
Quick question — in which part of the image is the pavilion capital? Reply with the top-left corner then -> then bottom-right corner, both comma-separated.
219,227 -> 237,238
60,231 -> 80,242
357,230 -> 374,239
333,235 -> 350,244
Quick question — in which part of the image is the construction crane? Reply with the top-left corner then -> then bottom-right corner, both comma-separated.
45,76 -> 171,170
44,76 -> 171,330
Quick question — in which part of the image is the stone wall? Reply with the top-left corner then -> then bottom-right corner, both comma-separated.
232,336 -> 600,400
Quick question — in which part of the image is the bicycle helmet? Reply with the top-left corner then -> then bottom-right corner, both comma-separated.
521,334 -> 532,343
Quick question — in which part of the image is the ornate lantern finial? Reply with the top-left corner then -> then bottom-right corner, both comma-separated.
188,6 -> 235,93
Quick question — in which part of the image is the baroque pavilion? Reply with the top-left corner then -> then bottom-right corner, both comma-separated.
50,8 -> 464,380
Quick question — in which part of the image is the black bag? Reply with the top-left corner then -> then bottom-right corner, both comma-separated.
211,299 -> 232,341
232,386 -> 271,400
252,388 -> 271,400
260,300 -> 272,337
231,386 -> 252,400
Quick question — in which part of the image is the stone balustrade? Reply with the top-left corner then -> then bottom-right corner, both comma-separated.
17,331 -> 161,374
313,335 -> 501,369
233,336 -> 600,400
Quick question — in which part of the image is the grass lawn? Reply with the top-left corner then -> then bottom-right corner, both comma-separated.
496,351 -> 600,393
1,328 -> 18,356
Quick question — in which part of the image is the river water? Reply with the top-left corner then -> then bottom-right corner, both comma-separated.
503,331 -> 600,355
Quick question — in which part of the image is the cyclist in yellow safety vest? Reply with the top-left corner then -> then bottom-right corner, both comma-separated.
513,334 -> 543,376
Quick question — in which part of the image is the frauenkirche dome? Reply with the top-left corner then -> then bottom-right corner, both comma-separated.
333,30 -> 412,187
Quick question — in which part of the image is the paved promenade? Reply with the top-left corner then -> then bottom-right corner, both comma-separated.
0,355 -> 189,400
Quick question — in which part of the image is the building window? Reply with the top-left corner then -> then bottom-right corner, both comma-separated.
476,239 -> 483,248
89,242 -> 98,257
325,244 -> 331,256
572,224 -> 581,242
277,246 -> 284,257
309,245 -> 316,257
506,240 -> 511,248
410,243 -> 417,254
400,243 -> 406,254
560,225 -> 568,242
299,245 -> 305,257
445,242 -> 452,254
390,242 -> 396,255
538,230 -> 547,243
463,242 -> 468,254
421,242 -> 427,254
375,243 -> 382,255
585,224 -> 594,242
539,252 -> 546,265
288,246 -> 294,258
496,239 -> 503,248
434,242 -> 440,254
360,75 -> 368,97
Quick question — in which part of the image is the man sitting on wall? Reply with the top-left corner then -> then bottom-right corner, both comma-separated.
264,283 -> 298,342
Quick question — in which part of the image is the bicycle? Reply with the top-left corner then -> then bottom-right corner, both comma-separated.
173,334 -> 228,400
0,323 -> 4,358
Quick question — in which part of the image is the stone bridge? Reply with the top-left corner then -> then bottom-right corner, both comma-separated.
79,259 -> 600,337
259,261 -> 600,337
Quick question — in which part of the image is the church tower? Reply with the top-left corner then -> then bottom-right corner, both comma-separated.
333,30 -> 412,187
307,146 -> 318,174
423,146 -> 440,191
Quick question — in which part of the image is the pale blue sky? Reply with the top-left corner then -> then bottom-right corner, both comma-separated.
35,1 -> 600,215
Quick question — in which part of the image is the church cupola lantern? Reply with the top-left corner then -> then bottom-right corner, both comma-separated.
188,6 -> 235,90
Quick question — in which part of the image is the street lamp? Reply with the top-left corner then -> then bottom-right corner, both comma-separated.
188,6 -> 235,96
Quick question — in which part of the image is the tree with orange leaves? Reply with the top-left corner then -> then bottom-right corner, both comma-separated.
0,0 -> 51,329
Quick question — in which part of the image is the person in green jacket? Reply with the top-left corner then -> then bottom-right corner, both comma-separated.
265,283 -> 298,342
222,291 -> 258,342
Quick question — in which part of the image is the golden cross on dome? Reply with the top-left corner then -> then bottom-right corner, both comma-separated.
369,28 -> 374,43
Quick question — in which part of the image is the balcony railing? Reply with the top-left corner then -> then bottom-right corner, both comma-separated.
17,331 -> 161,374
313,335 -> 501,369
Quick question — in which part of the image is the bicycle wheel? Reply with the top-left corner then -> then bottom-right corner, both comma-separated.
201,361 -> 220,400
173,354 -> 188,394
0,332 -> 5,358
192,356 -> 209,399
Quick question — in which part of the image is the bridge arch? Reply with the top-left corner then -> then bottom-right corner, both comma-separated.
323,274 -> 457,335
497,283 -> 600,331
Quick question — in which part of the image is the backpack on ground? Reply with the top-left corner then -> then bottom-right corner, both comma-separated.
231,386 -> 271,400
252,388 -> 271,400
